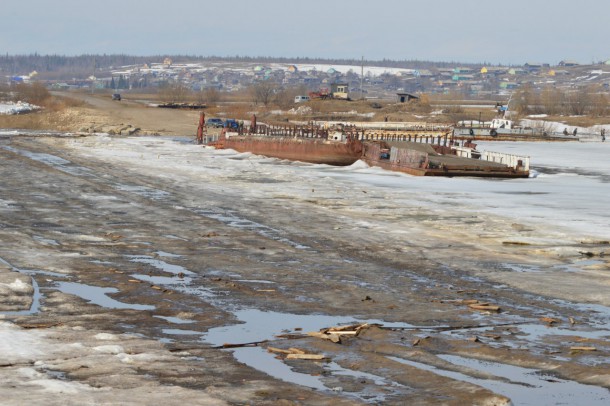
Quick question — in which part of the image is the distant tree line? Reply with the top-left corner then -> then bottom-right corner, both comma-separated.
510,84 -> 609,117
0,53 -> 491,81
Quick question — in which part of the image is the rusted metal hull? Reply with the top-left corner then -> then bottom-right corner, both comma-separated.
365,158 -> 529,177
362,142 -> 529,178
219,136 -> 363,166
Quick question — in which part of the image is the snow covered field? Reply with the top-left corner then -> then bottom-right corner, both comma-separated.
70,136 -> 609,243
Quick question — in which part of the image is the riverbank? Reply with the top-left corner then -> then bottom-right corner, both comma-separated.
0,92 -> 203,136
1,130 -> 609,404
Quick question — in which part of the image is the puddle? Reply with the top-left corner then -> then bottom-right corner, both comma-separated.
231,346 -> 327,390
202,308 -> 414,401
0,256 -> 45,316
154,315 -> 194,324
504,260 -> 607,275
549,299 -> 610,325
155,251 -> 182,258
552,259 -> 606,273
394,354 -> 610,406
127,255 -> 194,275
114,184 -> 170,200
502,263 -> 542,273
55,281 -> 154,311
130,274 -> 192,285
443,317 -> 610,357
163,234 -> 188,241
162,328 -> 202,335
192,208 -> 310,250
33,235 -> 60,246
90,260 -> 114,265
1,277 -> 42,317
516,323 -> 610,342
175,285 -> 216,299
235,279 -> 276,284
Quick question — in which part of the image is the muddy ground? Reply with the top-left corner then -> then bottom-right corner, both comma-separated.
0,99 -> 609,405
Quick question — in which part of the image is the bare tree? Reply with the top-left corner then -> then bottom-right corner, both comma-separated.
158,82 -> 191,103
195,88 -> 221,105
249,80 -> 279,106
590,91 -> 609,117
511,83 -> 534,116
539,86 -> 562,116
566,86 -> 593,116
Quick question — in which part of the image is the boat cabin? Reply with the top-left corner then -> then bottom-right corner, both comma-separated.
331,83 -> 349,100
490,118 -> 513,129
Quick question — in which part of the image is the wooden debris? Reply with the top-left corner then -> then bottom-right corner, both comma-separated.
20,322 -> 63,329
266,346 -> 328,361
307,331 -> 335,341
267,347 -> 293,355
412,338 -> 421,346
569,317 -> 576,325
286,353 -> 328,360
468,336 -> 480,342
274,333 -> 307,340
128,279 -> 142,283
468,303 -> 501,312
219,340 -> 268,349
540,317 -> 559,325
570,346 -> 597,352
307,323 -> 372,344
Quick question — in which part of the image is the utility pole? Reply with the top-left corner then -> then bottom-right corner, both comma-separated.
360,56 -> 364,100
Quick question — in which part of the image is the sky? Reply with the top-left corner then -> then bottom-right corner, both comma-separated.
2,0 -> 610,65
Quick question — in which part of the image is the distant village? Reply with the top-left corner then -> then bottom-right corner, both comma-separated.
5,56 -> 610,101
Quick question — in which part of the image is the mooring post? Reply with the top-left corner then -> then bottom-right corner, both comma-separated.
196,111 -> 205,144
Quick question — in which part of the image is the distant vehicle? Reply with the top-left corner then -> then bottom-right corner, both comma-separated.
111,93 -> 121,101
206,118 -> 224,128
224,119 -> 239,129
294,95 -> 310,103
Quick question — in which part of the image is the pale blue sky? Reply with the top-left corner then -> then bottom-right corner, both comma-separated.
2,0 -> 609,65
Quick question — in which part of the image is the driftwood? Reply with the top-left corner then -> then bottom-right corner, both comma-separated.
211,340 -> 269,349
268,346 -> 328,360
570,346 -> 597,351
19,322 -> 63,329
540,317 -> 560,325
286,353 -> 328,360
468,303 -> 501,312
307,323 -> 372,344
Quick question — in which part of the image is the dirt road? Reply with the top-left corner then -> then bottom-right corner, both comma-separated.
50,91 -> 206,136
1,117 -> 609,403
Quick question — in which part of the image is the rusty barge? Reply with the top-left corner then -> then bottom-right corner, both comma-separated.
362,141 -> 529,177
216,130 -> 363,166
202,116 -> 529,178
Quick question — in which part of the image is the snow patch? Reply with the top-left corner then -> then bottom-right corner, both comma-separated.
0,101 -> 41,115
93,345 -> 124,354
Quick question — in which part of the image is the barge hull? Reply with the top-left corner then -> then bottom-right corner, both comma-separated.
221,136 -> 363,166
